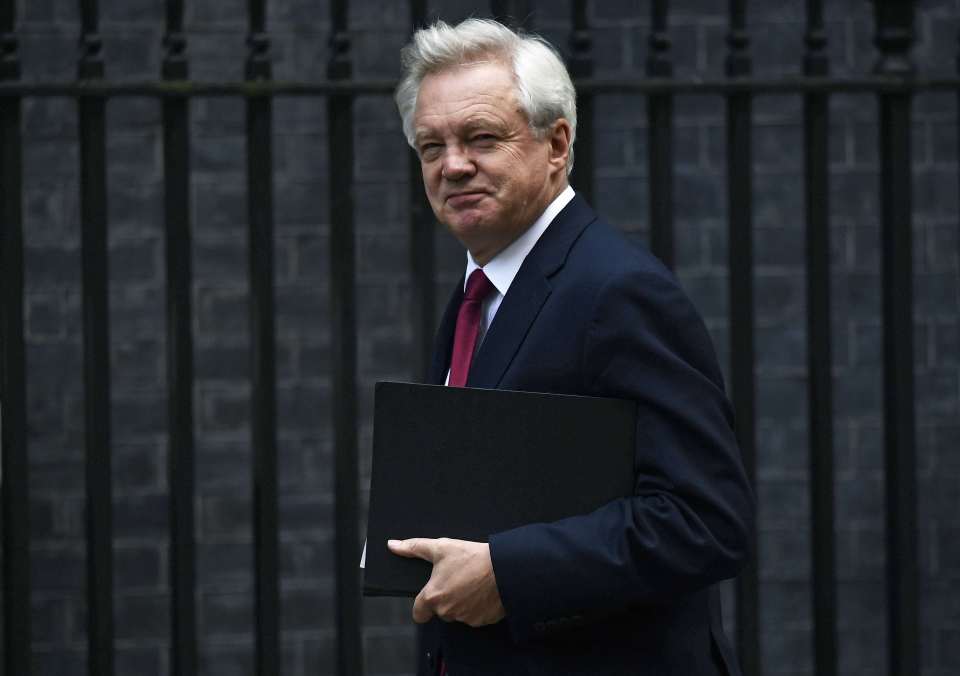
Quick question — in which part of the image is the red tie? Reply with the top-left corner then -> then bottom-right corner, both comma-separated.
441,269 -> 493,675
448,269 -> 494,387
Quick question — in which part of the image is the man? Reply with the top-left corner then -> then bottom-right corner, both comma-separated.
387,18 -> 754,676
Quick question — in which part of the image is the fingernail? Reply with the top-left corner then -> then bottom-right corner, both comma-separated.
388,539 -> 400,547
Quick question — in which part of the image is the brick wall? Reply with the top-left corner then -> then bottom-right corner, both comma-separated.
4,1 -> 959,675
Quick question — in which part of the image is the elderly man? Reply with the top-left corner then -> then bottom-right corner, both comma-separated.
386,18 -> 754,676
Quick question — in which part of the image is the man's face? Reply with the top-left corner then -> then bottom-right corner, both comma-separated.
413,60 -> 566,265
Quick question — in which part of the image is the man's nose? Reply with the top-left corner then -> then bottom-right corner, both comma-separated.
441,147 -> 476,181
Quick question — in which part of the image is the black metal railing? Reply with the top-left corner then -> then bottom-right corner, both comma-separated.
326,1 -> 362,673
803,3 -> 837,675
0,4 -> 28,676
76,3 -> 114,676
162,2 -> 196,675
245,2 -> 281,674
875,5 -> 921,675
0,1 -> 946,675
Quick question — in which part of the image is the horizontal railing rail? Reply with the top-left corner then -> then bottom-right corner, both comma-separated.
0,75 -> 958,97
1,2 -> 950,676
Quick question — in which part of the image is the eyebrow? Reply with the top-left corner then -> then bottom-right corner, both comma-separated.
414,115 -> 509,146
461,116 -> 508,135
413,129 -> 437,146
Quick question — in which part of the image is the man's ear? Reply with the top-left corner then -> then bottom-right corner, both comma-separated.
547,118 -> 572,173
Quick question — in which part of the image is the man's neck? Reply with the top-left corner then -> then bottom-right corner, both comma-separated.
465,184 -> 576,296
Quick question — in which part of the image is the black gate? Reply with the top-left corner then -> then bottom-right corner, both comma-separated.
1,1 -> 955,675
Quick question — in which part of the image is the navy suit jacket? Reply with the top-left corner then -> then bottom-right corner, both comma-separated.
416,195 -> 754,676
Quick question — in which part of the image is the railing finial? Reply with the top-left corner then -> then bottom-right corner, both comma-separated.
873,0 -> 915,75
246,0 -> 271,81
328,0 -> 352,81
647,0 -> 672,78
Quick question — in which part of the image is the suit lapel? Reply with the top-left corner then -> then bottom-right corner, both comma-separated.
466,194 -> 597,389
466,269 -> 551,389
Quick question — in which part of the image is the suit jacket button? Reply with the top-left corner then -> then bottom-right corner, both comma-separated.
534,621 -> 546,634
426,651 -> 435,669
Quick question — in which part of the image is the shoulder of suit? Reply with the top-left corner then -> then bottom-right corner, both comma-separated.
570,216 -> 672,281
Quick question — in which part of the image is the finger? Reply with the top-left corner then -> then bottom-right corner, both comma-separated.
388,538 -> 438,562
412,590 -> 436,624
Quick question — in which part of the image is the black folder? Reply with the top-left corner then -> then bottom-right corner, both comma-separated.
363,381 -> 637,597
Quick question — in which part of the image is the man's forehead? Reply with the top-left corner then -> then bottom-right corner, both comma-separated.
414,63 -> 520,125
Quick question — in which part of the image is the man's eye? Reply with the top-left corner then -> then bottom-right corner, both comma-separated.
419,143 -> 441,158
472,134 -> 496,144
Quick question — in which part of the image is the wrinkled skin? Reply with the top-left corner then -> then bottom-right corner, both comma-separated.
413,59 -> 571,265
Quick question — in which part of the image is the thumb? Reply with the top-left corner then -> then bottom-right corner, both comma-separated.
388,538 -> 438,562
412,587 -> 437,624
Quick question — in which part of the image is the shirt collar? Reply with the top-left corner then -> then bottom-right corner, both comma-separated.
464,185 -> 576,295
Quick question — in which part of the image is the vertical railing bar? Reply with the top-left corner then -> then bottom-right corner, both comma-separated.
162,1 -> 196,673
803,3 -> 837,675
328,1 -> 363,673
245,2 -> 280,674
647,0 -> 675,269
79,0 -> 96,35
408,0 -> 435,381
78,1 -> 114,674
569,0 -> 594,204
165,0 -> 183,33
873,4 -> 920,675
0,2 -> 31,673
725,3 -> 759,675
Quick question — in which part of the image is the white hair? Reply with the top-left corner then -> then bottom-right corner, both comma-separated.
396,18 -> 578,175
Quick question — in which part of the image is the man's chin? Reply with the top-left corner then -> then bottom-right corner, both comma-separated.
444,211 -> 490,234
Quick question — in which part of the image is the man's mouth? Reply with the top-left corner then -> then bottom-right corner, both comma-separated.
446,191 -> 487,207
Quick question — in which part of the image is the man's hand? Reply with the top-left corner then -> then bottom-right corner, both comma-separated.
388,538 -> 506,627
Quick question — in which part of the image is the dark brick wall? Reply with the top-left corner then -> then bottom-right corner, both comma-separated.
3,1 -> 958,675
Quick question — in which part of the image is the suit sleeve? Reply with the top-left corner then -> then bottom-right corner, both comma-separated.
488,268 -> 755,644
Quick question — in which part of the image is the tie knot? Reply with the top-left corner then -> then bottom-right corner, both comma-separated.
464,269 -> 494,302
